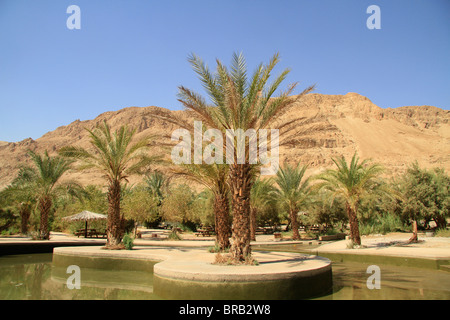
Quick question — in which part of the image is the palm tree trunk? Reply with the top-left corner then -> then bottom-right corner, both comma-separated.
106,180 -> 124,248
38,196 -> 52,240
408,220 -> 418,243
214,192 -> 231,251
229,164 -> 252,262
346,203 -> 361,246
19,203 -> 31,235
289,207 -> 301,240
250,207 -> 256,241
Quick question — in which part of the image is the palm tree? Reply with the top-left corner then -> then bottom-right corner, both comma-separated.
315,152 -> 384,246
272,163 -> 310,240
2,167 -> 37,234
249,177 -> 276,241
154,52 -> 314,262
59,121 -> 158,248
142,170 -> 170,228
144,170 -> 169,207
23,150 -> 73,239
172,163 -> 231,250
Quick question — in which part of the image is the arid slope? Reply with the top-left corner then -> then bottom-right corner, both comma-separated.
0,93 -> 448,189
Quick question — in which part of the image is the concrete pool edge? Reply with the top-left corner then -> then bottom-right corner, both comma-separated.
252,242 -> 450,271
52,246 -> 333,300
0,240 -> 106,256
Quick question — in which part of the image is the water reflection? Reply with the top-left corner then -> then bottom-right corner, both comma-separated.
0,254 -> 159,300
0,254 -> 53,299
318,261 -> 450,300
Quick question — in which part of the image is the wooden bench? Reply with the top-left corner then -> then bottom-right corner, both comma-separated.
255,227 -> 265,235
195,229 -> 212,237
95,230 -> 107,238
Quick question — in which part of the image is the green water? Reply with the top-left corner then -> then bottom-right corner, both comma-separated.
319,261 -> 450,300
0,252 -> 449,300
0,254 -> 160,300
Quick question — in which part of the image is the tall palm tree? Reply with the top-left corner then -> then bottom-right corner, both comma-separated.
59,121 -> 158,248
23,151 -> 73,239
315,152 -> 384,246
272,163 -> 310,240
154,52 -> 314,262
172,163 -> 231,250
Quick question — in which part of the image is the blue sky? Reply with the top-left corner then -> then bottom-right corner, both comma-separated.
0,0 -> 449,142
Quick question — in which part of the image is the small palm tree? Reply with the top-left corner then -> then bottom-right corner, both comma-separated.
272,163 -> 310,240
2,167 -> 37,234
315,152 -> 384,246
144,170 -> 169,207
249,177 -> 276,241
143,170 -> 170,227
22,150 -> 73,239
172,163 -> 231,251
59,121 -> 158,248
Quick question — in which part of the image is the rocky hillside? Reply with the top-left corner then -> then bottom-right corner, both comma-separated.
0,92 -> 449,189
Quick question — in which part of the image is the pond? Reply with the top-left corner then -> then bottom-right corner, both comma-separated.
0,253 -> 160,300
0,252 -> 449,300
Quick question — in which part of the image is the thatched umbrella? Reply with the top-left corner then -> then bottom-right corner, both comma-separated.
62,210 -> 107,238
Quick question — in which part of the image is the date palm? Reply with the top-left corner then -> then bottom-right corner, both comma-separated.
59,121 -> 158,248
272,163 -> 310,240
249,177 -> 276,241
144,170 -> 169,207
315,152 -> 384,246
154,52 -> 314,262
2,167 -> 36,234
172,163 -> 231,250
21,151 -> 73,239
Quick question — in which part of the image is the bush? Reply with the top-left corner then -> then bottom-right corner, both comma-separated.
168,228 -> 181,240
359,212 -> 410,235
122,233 -> 134,250
0,208 -> 18,235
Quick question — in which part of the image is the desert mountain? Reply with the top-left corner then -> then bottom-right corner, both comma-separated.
0,92 -> 449,189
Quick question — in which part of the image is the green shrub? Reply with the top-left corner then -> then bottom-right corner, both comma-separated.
359,212 -> 409,235
168,229 -> 181,240
123,233 -> 134,250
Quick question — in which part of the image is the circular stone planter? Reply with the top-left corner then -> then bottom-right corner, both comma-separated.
52,246 -> 332,300
153,256 -> 332,300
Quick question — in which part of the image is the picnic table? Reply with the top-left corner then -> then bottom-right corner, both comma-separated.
195,228 -> 214,237
256,226 -> 275,234
75,228 -> 106,238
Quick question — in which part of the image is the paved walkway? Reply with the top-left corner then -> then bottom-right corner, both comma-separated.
2,230 -> 449,262
312,233 -> 450,260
